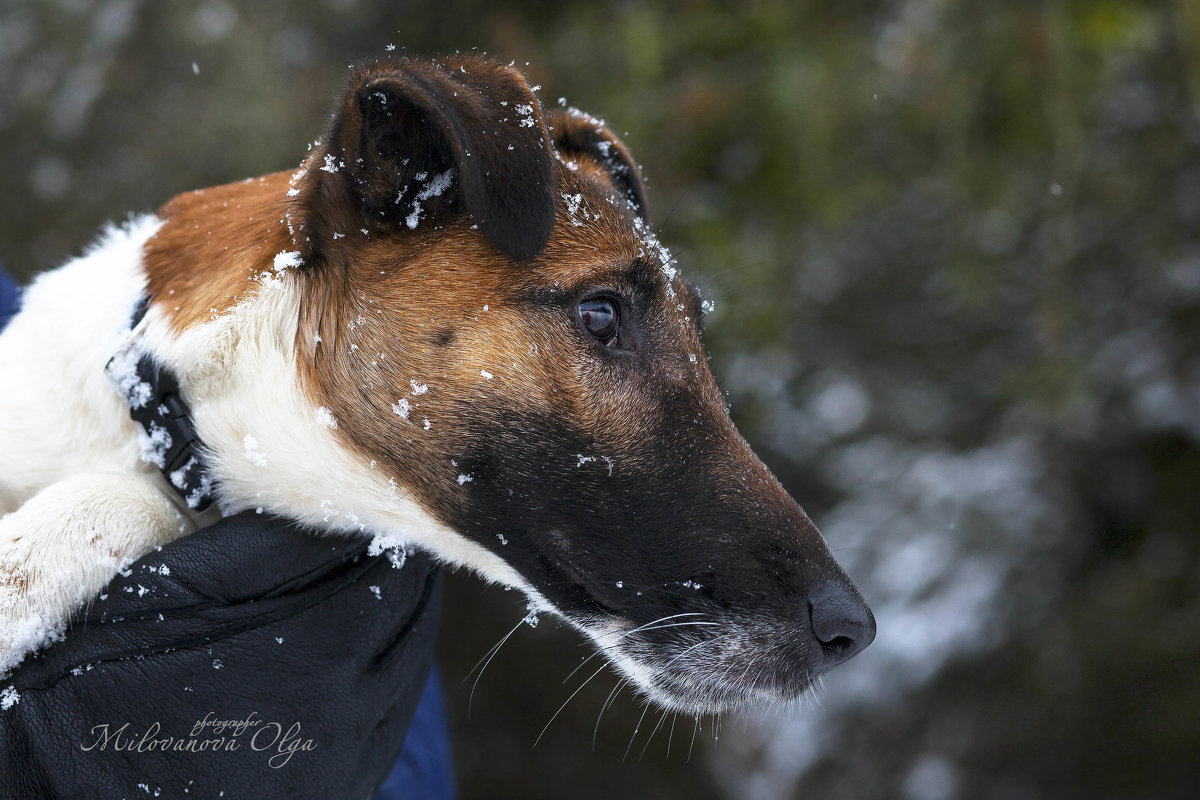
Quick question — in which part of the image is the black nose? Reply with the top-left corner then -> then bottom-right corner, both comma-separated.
806,579 -> 876,670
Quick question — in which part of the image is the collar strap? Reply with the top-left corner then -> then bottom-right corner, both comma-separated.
106,297 -> 215,511
126,354 -> 215,511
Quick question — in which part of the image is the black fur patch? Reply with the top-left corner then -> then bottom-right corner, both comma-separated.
307,56 -> 558,263
550,108 -> 650,223
423,392 -> 838,634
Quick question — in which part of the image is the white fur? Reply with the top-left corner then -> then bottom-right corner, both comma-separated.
0,217 -> 161,511
0,218 -> 549,677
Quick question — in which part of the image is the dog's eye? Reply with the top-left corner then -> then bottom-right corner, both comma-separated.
579,297 -> 619,343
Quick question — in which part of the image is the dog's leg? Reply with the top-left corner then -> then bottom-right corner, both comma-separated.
0,472 -> 190,676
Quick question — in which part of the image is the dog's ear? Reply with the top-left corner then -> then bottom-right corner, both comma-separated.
300,56 -> 557,263
549,108 -> 650,223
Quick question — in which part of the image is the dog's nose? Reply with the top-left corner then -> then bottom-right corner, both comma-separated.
806,579 -> 876,669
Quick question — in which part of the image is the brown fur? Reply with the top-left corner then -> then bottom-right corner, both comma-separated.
144,173 -> 296,334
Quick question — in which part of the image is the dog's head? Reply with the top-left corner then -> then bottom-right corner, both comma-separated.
287,55 -> 873,713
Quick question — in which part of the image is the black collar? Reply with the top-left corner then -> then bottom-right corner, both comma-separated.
107,296 -> 215,511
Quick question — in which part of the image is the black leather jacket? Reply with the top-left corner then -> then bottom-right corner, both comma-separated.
0,512 -> 442,799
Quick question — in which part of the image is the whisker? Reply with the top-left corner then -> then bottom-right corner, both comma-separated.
660,189 -> 688,229
466,617 -> 525,715
639,707 -> 670,760
660,633 -> 726,672
566,620 -> 717,685
666,713 -> 678,759
563,653 -> 598,686
533,662 -> 609,749
464,617 -> 524,683
593,677 -> 627,750
623,699 -> 651,762
587,612 -> 708,645
687,715 -> 700,761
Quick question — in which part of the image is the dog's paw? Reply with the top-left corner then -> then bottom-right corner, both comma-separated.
0,550 -> 55,676
0,473 -> 190,678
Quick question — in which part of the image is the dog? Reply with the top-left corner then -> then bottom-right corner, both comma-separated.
0,55 -> 874,713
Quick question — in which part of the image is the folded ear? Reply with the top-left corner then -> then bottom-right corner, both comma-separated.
549,107 -> 650,223
299,56 -> 558,263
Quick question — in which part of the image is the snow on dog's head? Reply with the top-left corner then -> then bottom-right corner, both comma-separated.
145,56 -> 875,714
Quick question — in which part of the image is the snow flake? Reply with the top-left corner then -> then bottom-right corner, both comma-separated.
273,250 -> 303,271
404,169 -> 455,230
417,169 -> 454,200
561,192 -> 587,226
367,532 -> 409,568
137,422 -> 172,468
243,434 -> 268,467
106,346 -> 153,409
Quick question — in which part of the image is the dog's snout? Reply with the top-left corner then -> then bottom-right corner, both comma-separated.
806,579 -> 876,669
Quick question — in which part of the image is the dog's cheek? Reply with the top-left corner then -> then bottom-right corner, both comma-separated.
419,407 -> 575,540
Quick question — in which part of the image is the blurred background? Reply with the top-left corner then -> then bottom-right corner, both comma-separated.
3,1 -> 1198,798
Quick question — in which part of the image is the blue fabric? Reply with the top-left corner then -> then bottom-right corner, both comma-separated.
0,265 -> 453,800
0,264 -> 20,328
375,668 -> 456,800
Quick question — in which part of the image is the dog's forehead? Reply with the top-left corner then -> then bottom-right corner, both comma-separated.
522,163 -> 679,295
